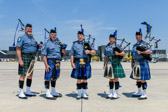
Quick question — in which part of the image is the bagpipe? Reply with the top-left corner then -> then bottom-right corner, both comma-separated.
136,22 -> 161,61
80,24 -> 95,61
111,30 -> 131,60
13,19 -> 43,76
44,28 -> 67,59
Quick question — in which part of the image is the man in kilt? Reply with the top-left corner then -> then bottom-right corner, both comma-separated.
69,31 -> 96,99
41,29 -> 66,99
16,24 -> 38,99
103,34 -> 126,99
130,31 -> 152,99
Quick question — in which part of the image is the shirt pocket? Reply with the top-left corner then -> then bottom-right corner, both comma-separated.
54,45 -> 61,53
24,40 -> 31,47
74,46 -> 81,53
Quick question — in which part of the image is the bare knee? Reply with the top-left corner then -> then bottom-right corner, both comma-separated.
83,80 -> 87,83
137,80 -> 141,82
114,78 -> 119,82
77,80 -> 81,83
141,80 -> 146,83
27,74 -> 33,79
109,79 -> 114,82
19,76 -> 26,81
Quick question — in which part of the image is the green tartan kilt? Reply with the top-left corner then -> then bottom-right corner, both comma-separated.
18,55 -> 35,76
104,57 -> 126,79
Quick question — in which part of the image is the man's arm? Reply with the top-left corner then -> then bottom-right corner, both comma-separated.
16,47 -> 24,66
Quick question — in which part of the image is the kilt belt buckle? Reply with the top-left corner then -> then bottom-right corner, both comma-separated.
55,60 -> 60,68
134,59 -> 139,62
79,58 -> 86,65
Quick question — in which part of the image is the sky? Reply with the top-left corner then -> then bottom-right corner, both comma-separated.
0,0 -> 168,51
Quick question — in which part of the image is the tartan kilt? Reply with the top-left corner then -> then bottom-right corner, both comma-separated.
44,59 -> 61,80
130,60 -> 151,80
18,54 -> 35,76
104,57 -> 126,79
71,60 -> 91,80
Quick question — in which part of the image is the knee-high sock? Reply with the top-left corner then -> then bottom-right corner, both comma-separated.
45,81 -> 50,89
142,82 -> 147,90
77,83 -> 82,90
82,82 -> 88,89
26,79 -> 32,87
136,81 -> 141,88
51,80 -> 56,88
109,81 -> 114,89
19,80 -> 24,89
115,81 -> 119,90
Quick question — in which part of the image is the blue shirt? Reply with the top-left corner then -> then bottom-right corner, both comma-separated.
131,40 -> 152,59
16,34 -> 38,53
41,39 -> 62,59
104,43 -> 121,56
69,41 -> 88,59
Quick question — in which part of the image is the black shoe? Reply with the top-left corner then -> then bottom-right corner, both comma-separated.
52,93 -> 62,97
138,96 -> 147,100
132,94 -> 141,97
76,96 -> 82,100
46,96 -> 56,100
18,96 -> 27,99
25,93 -> 36,97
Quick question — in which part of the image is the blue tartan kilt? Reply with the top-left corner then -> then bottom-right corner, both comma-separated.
71,61 -> 91,80
130,60 -> 151,80
44,59 -> 61,80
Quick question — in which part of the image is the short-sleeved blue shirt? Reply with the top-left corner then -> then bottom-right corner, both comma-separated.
41,38 -> 62,59
69,40 -> 88,59
16,34 -> 38,53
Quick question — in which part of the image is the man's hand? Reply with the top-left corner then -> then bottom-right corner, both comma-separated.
137,50 -> 142,55
85,50 -> 90,54
19,60 -> 24,66
71,63 -> 76,69
62,49 -> 66,54
103,65 -> 106,70
115,51 -> 120,56
45,65 -> 51,72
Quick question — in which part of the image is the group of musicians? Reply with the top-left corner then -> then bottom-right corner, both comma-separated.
16,23 -> 152,100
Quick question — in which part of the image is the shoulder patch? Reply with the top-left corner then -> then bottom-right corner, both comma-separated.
17,37 -> 21,42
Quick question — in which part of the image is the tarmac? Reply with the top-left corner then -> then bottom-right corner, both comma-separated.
0,61 -> 168,112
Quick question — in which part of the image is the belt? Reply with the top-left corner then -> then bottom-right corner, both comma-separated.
22,53 -> 36,56
134,58 -> 145,62
74,58 -> 88,62
47,58 -> 60,62
107,56 -> 115,59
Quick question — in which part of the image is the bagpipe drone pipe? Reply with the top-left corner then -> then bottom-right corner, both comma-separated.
136,22 -> 161,61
